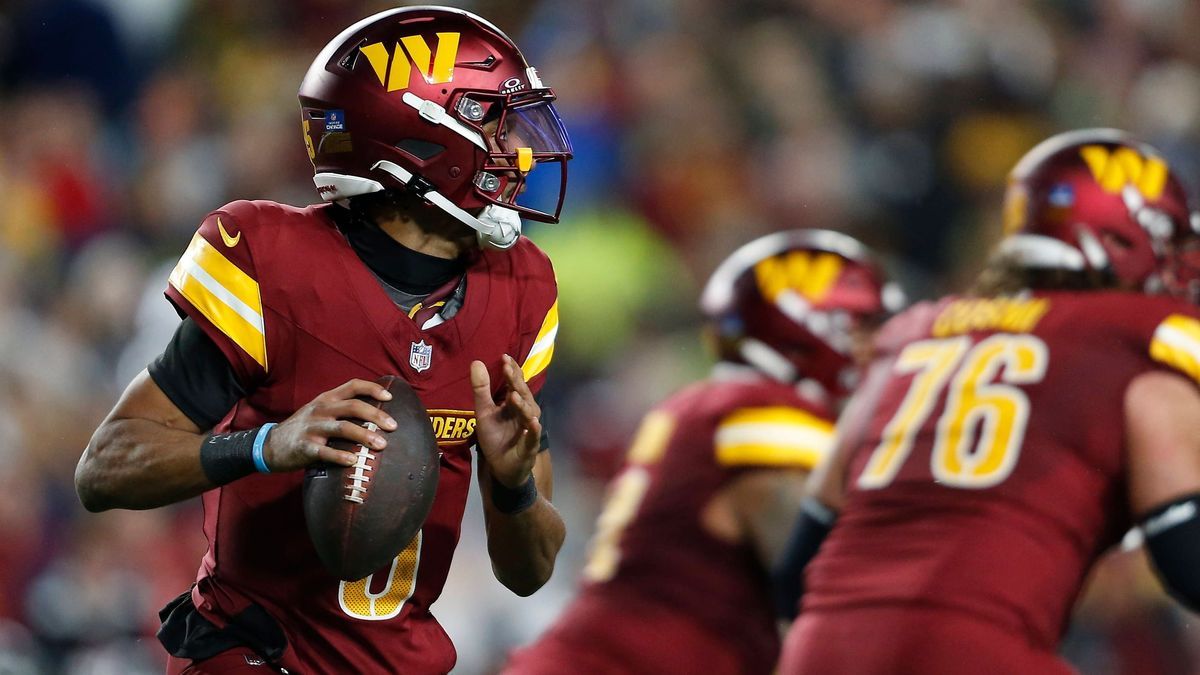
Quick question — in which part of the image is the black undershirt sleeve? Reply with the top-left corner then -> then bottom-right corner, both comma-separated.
535,391 -> 550,452
148,318 -> 246,431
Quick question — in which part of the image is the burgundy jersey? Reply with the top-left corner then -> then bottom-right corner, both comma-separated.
164,200 -> 559,674
508,370 -> 835,675
804,291 -> 1200,652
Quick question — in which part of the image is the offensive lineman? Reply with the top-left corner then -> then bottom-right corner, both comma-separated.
504,230 -> 903,674
778,129 -> 1200,673
74,7 -> 572,674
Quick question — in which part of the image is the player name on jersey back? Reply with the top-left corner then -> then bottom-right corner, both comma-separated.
931,297 -> 1050,337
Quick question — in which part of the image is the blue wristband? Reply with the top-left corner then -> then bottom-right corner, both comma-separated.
252,423 -> 277,473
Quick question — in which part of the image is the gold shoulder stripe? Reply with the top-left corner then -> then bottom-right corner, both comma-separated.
626,411 -> 675,465
168,233 -> 267,370
521,299 -> 559,382
714,406 -> 835,469
1150,314 -> 1200,385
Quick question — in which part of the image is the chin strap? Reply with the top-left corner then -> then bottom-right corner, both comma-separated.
474,204 -> 522,250
366,160 -> 521,250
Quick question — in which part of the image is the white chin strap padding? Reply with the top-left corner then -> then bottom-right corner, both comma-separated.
475,204 -> 522,250
370,160 -> 521,250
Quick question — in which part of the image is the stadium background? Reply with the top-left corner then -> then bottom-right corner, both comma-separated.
1,0 -> 1199,672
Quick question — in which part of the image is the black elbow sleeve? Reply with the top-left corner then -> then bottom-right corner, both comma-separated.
1142,493 -> 1200,612
772,498 -> 837,621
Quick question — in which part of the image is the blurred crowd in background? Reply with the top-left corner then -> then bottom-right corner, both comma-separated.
1,0 -> 1199,672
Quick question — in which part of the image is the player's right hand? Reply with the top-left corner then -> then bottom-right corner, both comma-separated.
262,379 -> 398,472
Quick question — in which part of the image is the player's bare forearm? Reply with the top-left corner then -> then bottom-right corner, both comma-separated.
723,468 -> 810,568
76,370 -> 211,511
77,373 -> 390,512
480,453 -> 566,596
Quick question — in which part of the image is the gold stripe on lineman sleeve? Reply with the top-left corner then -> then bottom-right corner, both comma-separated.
719,406 -> 835,433
713,406 -> 835,469
1150,314 -> 1200,385
715,442 -> 826,469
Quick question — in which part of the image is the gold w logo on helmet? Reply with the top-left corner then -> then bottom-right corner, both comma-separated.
1080,145 -> 1169,200
754,252 -> 844,303
360,33 -> 461,92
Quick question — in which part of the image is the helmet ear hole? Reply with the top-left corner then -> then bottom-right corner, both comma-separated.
396,139 -> 445,161
1102,231 -> 1133,252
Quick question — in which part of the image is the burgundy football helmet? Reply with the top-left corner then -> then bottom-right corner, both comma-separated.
1000,128 -> 1200,301
298,6 -> 573,249
700,229 -> 905,397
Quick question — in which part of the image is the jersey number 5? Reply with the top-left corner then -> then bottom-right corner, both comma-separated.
858,334 -> 1049,490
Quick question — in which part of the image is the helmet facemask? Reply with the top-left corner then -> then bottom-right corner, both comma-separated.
460,89 -> 573,223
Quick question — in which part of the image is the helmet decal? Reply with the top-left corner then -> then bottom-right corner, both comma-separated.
1079,145 -> 1168,200
360,33 -> 461,92
754,252 -> 845,304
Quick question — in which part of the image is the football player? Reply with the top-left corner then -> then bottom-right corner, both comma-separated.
776,129 -> 1200,674
73,7 -> 572,674
503,230 -> 903,675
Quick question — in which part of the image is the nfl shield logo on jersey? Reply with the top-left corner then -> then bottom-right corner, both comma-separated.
410,340 -> 433,372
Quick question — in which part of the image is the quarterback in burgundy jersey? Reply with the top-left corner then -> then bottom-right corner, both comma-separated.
76,7 -> 573,674
504,230 -> 903,675
778,130 -> 1200,674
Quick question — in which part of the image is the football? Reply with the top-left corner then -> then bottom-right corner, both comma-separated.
303,375 -> 440,581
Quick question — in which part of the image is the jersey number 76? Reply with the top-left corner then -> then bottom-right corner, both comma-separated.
858,334 -> 1049,490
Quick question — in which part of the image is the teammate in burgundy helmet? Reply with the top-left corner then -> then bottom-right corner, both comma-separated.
776,129 -> 1200,674
75,7 -> 571,673
503,230 -> 902,675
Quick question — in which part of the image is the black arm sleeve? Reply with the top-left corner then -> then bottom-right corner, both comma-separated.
147,318 -> 247,430
535,391 -> 550,452
771,497 -> 837,620
1142,493 -> 1200,612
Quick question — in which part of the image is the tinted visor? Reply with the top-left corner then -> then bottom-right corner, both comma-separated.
499,100 -> 573,155
482,98 -> 572,222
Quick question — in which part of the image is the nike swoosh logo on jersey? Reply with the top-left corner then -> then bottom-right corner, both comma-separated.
218,217 -> 241,247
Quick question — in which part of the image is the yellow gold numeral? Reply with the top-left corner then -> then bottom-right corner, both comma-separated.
859,335 -> 1049,491
582,467 -> 651,583
338,531 -> 421,620
858,337 -> 969,489
582,412 -> 675,582
931,335 -> 1047,488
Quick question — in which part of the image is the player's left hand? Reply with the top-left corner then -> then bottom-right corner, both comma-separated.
471,355 -> 541,489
